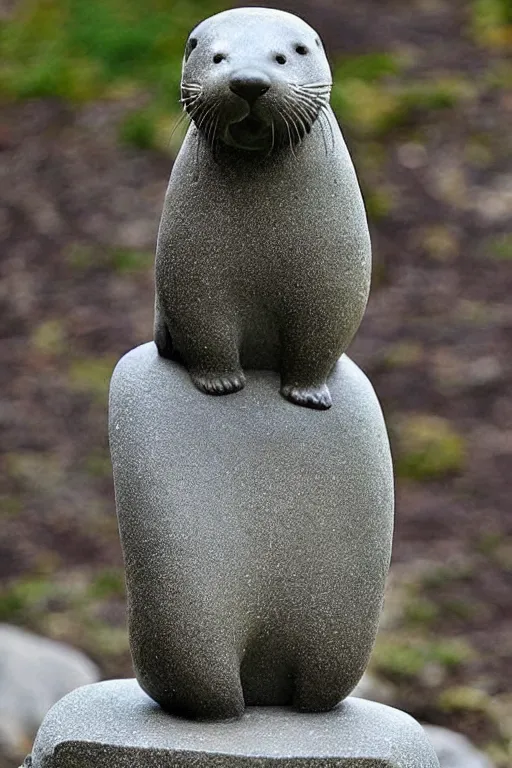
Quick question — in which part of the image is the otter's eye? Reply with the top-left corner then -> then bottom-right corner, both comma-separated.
213,53 -> 226,64
185,37 -> 197,61
296,45 -> 308,55
275,54 -> 287,65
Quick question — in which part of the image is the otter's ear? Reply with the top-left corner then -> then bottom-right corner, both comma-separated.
184,37 -> 198,62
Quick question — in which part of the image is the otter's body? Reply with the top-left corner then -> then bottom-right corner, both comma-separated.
154,7 -> 371,409
156,115 -> 371,396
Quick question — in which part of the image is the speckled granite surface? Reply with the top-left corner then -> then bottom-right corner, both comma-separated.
30,679 -> 440,768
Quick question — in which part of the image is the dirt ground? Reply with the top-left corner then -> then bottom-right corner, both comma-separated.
0,0 -> 511,763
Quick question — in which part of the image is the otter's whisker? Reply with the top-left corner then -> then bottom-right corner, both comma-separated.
180,95 -> 200,107
206,105 -> 220,147
283,96 -> 310,138
317,107 -> 335,157
292,89 -> 325,109
168,110 -> 190,147
285,96 -> 313,131
293,82 -> 332,97
181,81 -> 202,92
292,97 -> 318,124
294,80 -> 332,88
320,104 -> 335,151
196,100 -> 219,132
282,103 -> 303,146
276,107 -> 297,159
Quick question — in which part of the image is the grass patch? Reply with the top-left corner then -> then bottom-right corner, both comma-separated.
332,74 -> 475,138
67,242 -> 153,272
88,568 -> 125,599
373,635 -> 474,680
487,233 -> 512,260
109,247 -> 153,273
5,451 -> 65,492
382,341 -> 424,369
0,0 -> 227,117
119,107 -> 158,149
438,685 -> 492,713
68,356 -> 116,404
0,577 -> 60,622
472,0 -> 512,49
393,414 -> 466,480
31,319 -> 67,355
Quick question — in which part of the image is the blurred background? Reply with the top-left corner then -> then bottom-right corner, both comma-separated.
0,0 -> 511,766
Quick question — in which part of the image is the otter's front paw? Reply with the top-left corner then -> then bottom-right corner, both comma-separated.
191,372 -> 246,396
281,383 -> 332,410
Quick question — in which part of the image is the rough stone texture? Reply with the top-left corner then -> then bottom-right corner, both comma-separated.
155,8 -> 371,409
0,625 -> 99,763
352,675 -> 496,767
109,342 -> 394,719
30,679 -> 439,768
423,726 -> 494,768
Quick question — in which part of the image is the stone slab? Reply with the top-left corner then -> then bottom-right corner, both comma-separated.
30,679 -> 440,768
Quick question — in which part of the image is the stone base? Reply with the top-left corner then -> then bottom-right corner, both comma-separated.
30,679 -> 439,768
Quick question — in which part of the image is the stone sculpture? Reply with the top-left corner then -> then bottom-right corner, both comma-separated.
154,7 -> 371,410
26,7 -> 440,768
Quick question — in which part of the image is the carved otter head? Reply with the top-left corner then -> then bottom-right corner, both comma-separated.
180,7 -> 332,152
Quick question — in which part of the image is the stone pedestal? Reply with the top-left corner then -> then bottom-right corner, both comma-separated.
29,679 -> 439,768
109,343 -> 394,717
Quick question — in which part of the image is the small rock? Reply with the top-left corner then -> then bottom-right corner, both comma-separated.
423,725 -> 494,768
0,625 -> 99,764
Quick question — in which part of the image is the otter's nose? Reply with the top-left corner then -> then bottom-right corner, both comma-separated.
229,72 -> 271,104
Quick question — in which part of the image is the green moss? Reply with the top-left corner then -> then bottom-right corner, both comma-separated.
440,598 -> 480,620
82,623 -> 129,656
5,452 -> 65,491
404,597 -> 439,627
0,0 -> 227,105
364,184 -> 397,220
119,108 -> 158,149
68,242 -> 153,272
68,356 -> 116,404
88,568 -> 125,599
120,106 -> 190,154
0,494 -> 22,518
383,341 -> 424,369
67,242 -> 99,269
109,247 -> 153,273
438,685 -> 492,713
0,577 -> 59,622
420,562 -> 475,589
394,414 -> 466,480
332,79 -> 404,137
373,636 -> 473,680
487,233 -> 512,260
84,450 -> 112,478
478,531 -> 504,554
472,0 -> 512,49
332,75 -> 474,138
31,319 -> 66,355
420,225 -> 459,262
335,52 -> 402,83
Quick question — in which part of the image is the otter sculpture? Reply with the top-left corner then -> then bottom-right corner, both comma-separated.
107,8 -> 394,722
154,7 -> 371,410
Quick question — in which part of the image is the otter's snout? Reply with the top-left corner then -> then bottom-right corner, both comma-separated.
229,71 -> 271,104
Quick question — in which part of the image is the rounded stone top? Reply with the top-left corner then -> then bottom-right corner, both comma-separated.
30,679 -> 440,767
